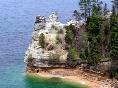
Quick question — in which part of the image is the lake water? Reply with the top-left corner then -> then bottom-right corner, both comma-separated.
0,0 -> 112,88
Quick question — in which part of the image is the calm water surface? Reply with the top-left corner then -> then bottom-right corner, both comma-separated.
0,0 -> 111,88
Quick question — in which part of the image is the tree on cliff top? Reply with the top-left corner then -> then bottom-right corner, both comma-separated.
65,24 -> 75,46
73,0 -> 105,21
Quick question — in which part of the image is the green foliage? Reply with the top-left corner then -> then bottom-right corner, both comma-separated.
78,0 -> 104,21
39,33 -> 45,48
88,39 -> 101,65
103,3 -> 109,15
92,4 -> 103,16
110,1 -> 118,75
85,16 -> 103,65
71,0 -> 118,72
49,53 -> 60,65
80,51 -> 86,60
67,48 -> 79,67
112,0 -> 118,14
68,48 -> 79,61
65,29 -> 73,45
86,16 -> 102,35
110,9 -> 118,58
80,41 -> 101,66
65,24 -> 79,67
27,54 -> 34,65
101,18 -> 111,58
111,68 -> 118,79
73,10 -> 81,21
79,0 -> 96,21
80,49 -> 88,60
74,0 -> 110,21
65,24 -> 75,45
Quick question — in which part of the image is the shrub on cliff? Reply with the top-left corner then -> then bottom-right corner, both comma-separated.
48,53 -> 60,65
39,33 -> 45,48
27,54 -> 34,66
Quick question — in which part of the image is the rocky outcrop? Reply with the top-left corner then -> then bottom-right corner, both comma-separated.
24,12 -> 82,68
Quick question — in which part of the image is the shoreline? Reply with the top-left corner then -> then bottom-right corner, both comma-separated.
26,68 -> 117,88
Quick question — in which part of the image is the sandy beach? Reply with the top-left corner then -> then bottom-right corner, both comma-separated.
27,68 -> 117,88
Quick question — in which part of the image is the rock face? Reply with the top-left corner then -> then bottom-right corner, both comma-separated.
24,12 -> 81,68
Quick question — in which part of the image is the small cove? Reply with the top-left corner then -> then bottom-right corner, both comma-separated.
25,74 -> 88,88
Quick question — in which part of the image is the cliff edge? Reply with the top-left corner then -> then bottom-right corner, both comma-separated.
24,12 -> 80,68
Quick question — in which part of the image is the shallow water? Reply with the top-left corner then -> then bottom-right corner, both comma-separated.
0,0 -> 111,88
25,74 -> 88,88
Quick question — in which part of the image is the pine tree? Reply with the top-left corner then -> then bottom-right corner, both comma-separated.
86,16 -> 102,65
112,0 -> 118,14
111,20 -> 118,58
73,10 -> 81,21
79,0 -> 94,21
67,48 -> 79,67
65,24 -> 75,46
103,3 -> 109,15
110,0 -> 118,77
92,0 -> 103,16
80,0 -> 104,20
110,0 -> 118,58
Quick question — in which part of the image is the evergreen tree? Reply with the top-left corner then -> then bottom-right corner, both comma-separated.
39,33 -> 45,48
27,54 -> 34,66
86,16 -> 102,65
110,0 -> 118,58
79,0 -> 93,21
110,17 -> 118,58
65,24 -> 75,46
67,48 -> 79,67
78,0 -> 103,21
73,10 -> 81,21
101,18 -> 111,58
80,48 -> 88,61
87,38 -> 101,65
109,0 -> 118,78
103,3 -> 109,15
92,2 -> 103,16
112,0 -> 118,14
110,1 -> 118,77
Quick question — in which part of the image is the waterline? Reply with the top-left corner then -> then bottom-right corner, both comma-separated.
25,74 -> 89,88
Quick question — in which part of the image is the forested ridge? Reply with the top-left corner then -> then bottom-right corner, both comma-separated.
65,0 -> 118,78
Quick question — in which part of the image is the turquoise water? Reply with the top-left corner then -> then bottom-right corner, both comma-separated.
25,74 -> 88,88
0,0 -> 111,88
